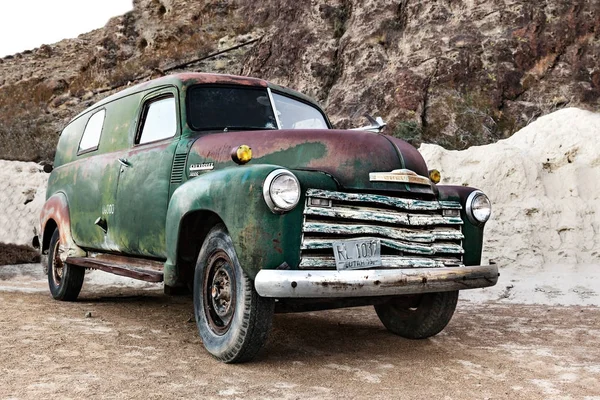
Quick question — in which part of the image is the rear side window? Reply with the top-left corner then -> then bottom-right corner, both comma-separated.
137,96 -> 177,145
79,109 -> 105,153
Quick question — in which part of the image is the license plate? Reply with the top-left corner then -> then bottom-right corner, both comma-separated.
332,238 -> 382,271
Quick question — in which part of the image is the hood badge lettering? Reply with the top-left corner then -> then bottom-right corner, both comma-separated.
189,162 -> 214,176
369,169 -> 431,186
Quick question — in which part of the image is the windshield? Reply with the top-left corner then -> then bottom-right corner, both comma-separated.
188,86 -> 277,131
187,86 -> 329,131
272,92 -> 329,129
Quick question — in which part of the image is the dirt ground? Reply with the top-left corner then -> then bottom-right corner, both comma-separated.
1,265 -> 599,400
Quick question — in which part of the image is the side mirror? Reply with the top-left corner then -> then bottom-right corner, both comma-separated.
43,164 -> 53,173
350,114 -> 387,133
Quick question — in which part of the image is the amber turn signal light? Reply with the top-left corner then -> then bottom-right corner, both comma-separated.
231,145 -> 253,165
429,169 -> 441,184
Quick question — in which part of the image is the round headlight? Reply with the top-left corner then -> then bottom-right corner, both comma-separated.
263,169 -> 301,213
466,190 -> 492,224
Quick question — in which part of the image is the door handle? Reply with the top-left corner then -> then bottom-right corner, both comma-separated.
118,158 -> 130,167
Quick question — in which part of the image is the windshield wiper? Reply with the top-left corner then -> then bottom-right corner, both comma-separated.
223,125 -> 277,132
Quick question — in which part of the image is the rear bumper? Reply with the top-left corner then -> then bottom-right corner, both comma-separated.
254,265 -> 499,298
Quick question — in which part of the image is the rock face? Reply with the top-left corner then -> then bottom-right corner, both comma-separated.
242,0 -> 600,147
1,0 -> 600,162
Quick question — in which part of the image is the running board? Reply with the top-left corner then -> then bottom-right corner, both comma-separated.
66,253 -> 164,283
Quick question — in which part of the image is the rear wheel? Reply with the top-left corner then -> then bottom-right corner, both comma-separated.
47,228 -> 85,301
193,224 -> 274,363
374,291 -> 459,339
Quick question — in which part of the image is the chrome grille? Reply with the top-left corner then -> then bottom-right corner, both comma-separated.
300,189 -> 464,269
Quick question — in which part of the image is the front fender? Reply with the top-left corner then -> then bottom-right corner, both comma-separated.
164,165 -> 337,283
40,192 -> 86,262
437,185 -> 487,266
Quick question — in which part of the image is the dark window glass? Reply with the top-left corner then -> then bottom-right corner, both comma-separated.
188,86 -> 277,131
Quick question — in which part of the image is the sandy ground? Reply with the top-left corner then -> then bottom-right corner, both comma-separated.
1,265 -> 599,400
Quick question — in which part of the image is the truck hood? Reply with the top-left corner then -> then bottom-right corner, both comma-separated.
188,129 -> 433,193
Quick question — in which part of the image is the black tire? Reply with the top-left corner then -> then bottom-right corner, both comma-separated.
47,228 -> 85,301
193,224 -> 274,363
374,291 -> 459,339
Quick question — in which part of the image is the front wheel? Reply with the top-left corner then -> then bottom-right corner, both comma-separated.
47,228 -> 85,301
374,291 -> 459,339
193,224 -> 274,363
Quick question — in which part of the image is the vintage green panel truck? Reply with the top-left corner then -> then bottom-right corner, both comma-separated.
39,72 -> 498,363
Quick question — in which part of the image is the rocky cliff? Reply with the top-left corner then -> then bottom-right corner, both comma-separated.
1,0 -> 599,162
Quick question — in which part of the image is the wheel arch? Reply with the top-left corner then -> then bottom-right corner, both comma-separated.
42,219 -> 58,254
39,192 -> 86,261
171,209 -> 225,288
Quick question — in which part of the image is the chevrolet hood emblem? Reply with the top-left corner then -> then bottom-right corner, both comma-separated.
369,169 -> 431,185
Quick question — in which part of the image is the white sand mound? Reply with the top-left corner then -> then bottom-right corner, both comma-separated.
421,107 -> 600,268
0,161 -> 49,246
420,107 -> 600,305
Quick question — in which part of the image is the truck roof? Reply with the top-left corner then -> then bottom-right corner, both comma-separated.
71,72 -> 322,123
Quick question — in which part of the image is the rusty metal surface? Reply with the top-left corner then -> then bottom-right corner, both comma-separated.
300,189 -> 464,270
254,265 -> 499,298
39,193 -> 86,262
383,136 -> 431,178
87,252 -> 165,270
302,237 -> 463,255
178,72 -> 268,87
303,222 -> 464,242
298,256 -> 462,269
186,129 -> 432,193
66,257 -> 164,282
307,189 -> 460,211
304,204 -> 462,226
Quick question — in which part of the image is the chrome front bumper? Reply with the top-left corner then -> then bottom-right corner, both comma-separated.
254,265 -> 499,298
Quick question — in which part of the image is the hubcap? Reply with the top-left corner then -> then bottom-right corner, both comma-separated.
211,268 -> 232,319
52,239 -> 64,286
203,250 -> 236,335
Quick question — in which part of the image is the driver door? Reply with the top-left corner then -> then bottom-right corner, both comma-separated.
113,88 -> 181,258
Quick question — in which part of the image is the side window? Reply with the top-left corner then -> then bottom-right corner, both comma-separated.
137,96 -> 177,145
79,109 -> 105,153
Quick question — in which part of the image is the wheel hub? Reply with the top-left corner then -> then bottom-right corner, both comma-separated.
211,267 -> 232,319
203,250 -> 236,335
52,239 -> 64,286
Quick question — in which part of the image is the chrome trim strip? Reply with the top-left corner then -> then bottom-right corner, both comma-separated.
298,255 -> 462,269
254,265 -> 499,298
303,221 -> 464,243
307,189 -> 462,210
369,171 -> 431,185
304,205 -> 463,226
301,236 -> 464,255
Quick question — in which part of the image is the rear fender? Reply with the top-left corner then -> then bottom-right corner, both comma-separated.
40,192 -> 86,262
